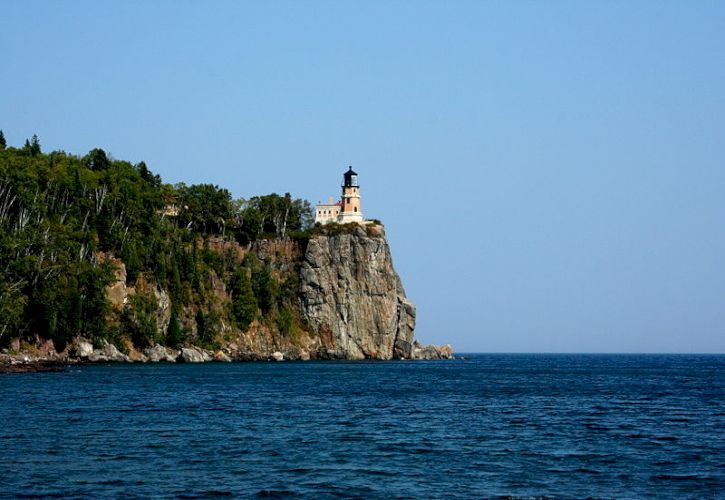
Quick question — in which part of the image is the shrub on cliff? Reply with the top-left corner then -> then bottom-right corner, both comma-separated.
164,310 -> 186,348
230,268 -> 257,331
122,293 -> 159,348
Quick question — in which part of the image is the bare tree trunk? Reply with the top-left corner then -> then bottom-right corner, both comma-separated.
94,185 -> 108,214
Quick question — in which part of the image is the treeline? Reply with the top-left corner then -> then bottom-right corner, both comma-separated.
0,131 -> 313,349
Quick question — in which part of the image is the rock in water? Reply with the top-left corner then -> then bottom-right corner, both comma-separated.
144,344 -> 177,363
87,341 -> 131,363
299,227 -> 416,360
411,341 -> 455,360
214,351 -> 232,363
104,342 -> 130,362
271,351 -> 284,362
179,347 -> 206,363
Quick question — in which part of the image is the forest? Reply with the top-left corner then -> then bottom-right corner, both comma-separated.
0,131 -> 314,350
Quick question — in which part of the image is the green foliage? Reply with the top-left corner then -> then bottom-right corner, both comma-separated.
176,183 -> 232,235
235,193 -> 313,243
84,148 -> 110,171
201,244 -> 225,277
310,222 -> 362,236
251,265 -> 276,315
165,310 -> 185,347
23,135 -> 41,156
0,282 -> 26,348
275,308 -> 299,339
122,292 -> 158,348
230,268 -> 257,331
195,309 -> 221,348
0,131 -> 315,348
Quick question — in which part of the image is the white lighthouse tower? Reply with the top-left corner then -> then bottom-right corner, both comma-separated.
337,166 -> 363,223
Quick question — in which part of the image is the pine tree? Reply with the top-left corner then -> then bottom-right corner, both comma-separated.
165,310 -> 184,347
0,129 -> 6,149
231,269 -> 257,331
29,134 -> 41,156
195,310 -> 207,342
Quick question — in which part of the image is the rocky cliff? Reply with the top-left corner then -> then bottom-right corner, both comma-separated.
300,224 -> 416,360
2,223 -> 452,366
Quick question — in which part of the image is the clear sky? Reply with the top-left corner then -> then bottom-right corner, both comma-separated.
2,1 -> 724,352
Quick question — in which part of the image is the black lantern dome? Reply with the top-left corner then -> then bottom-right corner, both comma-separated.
343,166 -> 358,187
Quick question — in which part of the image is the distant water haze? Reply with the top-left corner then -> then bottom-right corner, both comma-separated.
2,1 -> 723,352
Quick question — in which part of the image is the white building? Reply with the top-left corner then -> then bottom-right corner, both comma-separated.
315,166 -> 364,225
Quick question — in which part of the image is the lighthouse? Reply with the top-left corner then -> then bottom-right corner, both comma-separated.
338,166 -> 363,223
315,166 -> 365,225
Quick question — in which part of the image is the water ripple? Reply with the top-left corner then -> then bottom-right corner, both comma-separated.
0,354 -> 723,498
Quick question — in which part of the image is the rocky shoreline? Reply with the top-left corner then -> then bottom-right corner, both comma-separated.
1,337 -> 454,373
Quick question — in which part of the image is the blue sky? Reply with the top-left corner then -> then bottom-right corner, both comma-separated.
2,1 -> 724,352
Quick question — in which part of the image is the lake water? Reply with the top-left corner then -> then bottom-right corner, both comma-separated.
1,354 -> 723,498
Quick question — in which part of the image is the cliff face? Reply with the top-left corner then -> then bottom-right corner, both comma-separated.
3,223 -> 452,365
96,225 -> 418,360
300,225 -> 416,360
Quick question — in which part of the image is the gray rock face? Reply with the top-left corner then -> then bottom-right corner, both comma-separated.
411,341 -> 455,360
144,344 -> 177,362
179,346 -> 212,363
88,341 -> 131,363
70,339 -> 95,359
299,226 -> 416,360
153,286 -> 172,336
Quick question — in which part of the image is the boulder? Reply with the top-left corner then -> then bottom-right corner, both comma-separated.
214,351 -> 232,363
89,341 -> 131,363
70,339 -> 94,359
271,351 -> 284,362
179,347 -> 204,363
411,341 -> 454,360
144,344 -> 177,363
38,339 -> 57,358
125,343 -> 148,363
179,346 -> 212,363
438,344 -> 454,359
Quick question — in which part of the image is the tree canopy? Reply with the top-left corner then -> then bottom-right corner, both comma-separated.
0,133 -> 314,349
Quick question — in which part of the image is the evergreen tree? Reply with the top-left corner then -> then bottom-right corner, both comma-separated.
29,134 -> 41,156
231,268 -> 257,331
0,129 -> 6,149
195,310 -> 207,343
251,265 -> 275,314
0,139 -> 315,349
85,148 -> 109,171
165,310 -> 184,347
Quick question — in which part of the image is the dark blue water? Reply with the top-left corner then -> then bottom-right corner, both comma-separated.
1,354 -> 723,499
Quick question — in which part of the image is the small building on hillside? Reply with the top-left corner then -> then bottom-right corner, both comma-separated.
315,166 -> 365,225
